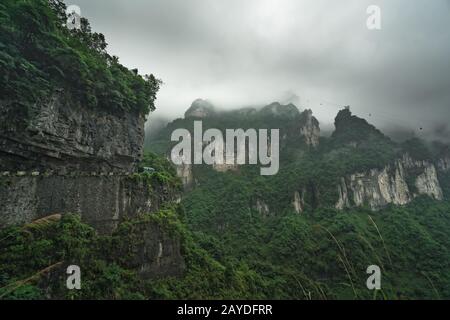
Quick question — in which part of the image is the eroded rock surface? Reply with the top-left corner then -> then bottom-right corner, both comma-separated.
336,154 -> 443,210
0,92 -> 144,174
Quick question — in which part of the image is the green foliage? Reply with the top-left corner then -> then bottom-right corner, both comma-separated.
0,206 -> 271,300
132,152 -> 182,190
144,106 -> 450,300
401,137 -> 432,161
181,188 -> 450,299
0,0 -> 160,118
0,211 -> 178,300
332,109 -> 391,145
146,213 -> 268,300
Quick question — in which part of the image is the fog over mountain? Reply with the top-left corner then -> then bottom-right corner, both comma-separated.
67,0 -> 450,141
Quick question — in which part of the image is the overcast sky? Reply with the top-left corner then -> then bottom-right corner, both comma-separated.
65,0 -> 450,139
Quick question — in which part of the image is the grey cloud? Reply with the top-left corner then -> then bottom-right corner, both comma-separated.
66,0 -> 450,140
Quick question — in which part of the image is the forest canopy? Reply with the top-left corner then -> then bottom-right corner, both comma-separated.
0,0 -> 161,116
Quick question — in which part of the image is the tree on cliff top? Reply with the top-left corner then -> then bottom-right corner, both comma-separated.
0,0 -> 161,116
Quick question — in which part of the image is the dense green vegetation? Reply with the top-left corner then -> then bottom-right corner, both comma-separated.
179,167 -> 450,299
2,192 -> 449,299
143,104 -> 450,300
0,0 -> 161,121
0,153 -> 182,299
132,152 -> 183,191
0,209 -> 184,300
146,105 -> 423,210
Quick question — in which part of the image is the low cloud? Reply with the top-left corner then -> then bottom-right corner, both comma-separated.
67,0 -> 450,140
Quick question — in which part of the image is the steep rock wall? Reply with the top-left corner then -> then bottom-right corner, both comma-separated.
0,92 -> 185,278
336,154 -> 443,210
0,173 -> 178,234
299,109 -> 320,147
0,92 -> 144,174
292,190 -> 306,214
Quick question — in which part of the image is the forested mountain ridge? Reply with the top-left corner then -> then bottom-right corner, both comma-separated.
148,100 -> 449,213
144,100 -> 450,299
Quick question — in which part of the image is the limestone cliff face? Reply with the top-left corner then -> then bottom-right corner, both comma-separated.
0,91 -> 163,231
336,154 -> 443,210
0,92 -> 144,174
292,190 -> 306,214
254,199 -> 270,216
0,91 -> 185,277
299,110 -> 320,147
0,173 -> 179,233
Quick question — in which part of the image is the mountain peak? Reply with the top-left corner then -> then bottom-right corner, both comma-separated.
334,106 -> 355,127
259,102 -> 300,118
299,109 -> 320,147
332,107 -> 390,144
185,99 -> 216,119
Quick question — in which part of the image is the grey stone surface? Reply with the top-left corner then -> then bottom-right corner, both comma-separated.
0,92 -> 145,173
0,91 -> 185,278
299,109 -> 320,148
0,175 -> 179,234
336,154 -> 444,210
292,189 -> 306,214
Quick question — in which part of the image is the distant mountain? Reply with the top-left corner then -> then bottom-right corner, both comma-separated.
332,107 -> 393,146
148,100 -> 449,211
143,99 -> 450,299
185,99 -> 216,119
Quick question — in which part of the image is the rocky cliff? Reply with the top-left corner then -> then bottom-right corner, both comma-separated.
0,92 -> 184,277
336,154 -> 443,210
299,109 -> 320,147
166,103 -> 448,214
0,92 -> 145,174
0,90 -> 167,230
0,173 -> 179,233
292,190 -> 306,213
170,101 -> 321,185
